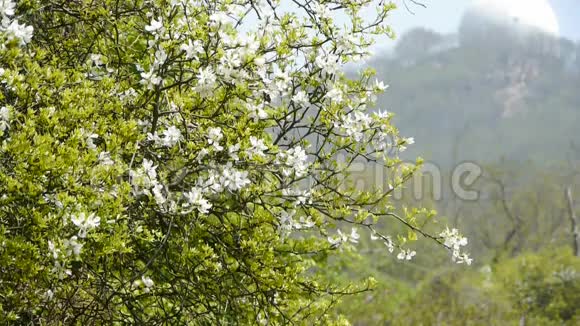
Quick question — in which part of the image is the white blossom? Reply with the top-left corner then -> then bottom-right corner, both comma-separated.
248,103 -> 268,121
89,53 -> 104,66
0,0 -> 16,17
277,146 -> 309,177
328,228 -> 360,247
70,212 -> 101,238
64,236 -> 83,258
210,11 -> 230,26
161,125 -> 181,147
203,164 -> 251,193
246,136 -> 267,158
45,289 -> 54,301
0,105 -> 9,131
52,261 -> 72,280
153,48 -> 168,67
221,164 -> 250,192
439,227 -> 472,265
140,69 -> 162,89
296,216 -> 315,229
399,137 -> 415,152
282,187 -> 311,206
195,66 -> 217,97
181,39 -> 204,60
196,148 -> 209,163
142,275 -> 154,288
312,2 -> 331,21
207,127 -> 223,151
5,19 -> 34,45
315,53 -> 339,75
328,229 -> 348,247
292,91 -> 309,108
86,133 -> 99,150
375,80 -> 389,91
349,228 -> 360,244
278,209 -> 296,236
145,17 -> 163,34
134,275 -> 155,293
129,159 -> 158,193
98,151 -> 114,166
335,111 -> 372,142
183,187 -> 212,214
383,236 -> 395,253
228,143 -> 240,161
120,88 -> 138,103
152,183 -> 166,206
324,85 -> 343,104
397,249 -> 416,261
48,240 -> 59,259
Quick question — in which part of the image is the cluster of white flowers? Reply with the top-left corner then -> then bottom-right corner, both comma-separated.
397,249 -> 417,261
0,105 -> 10,131
335,111 -> 372,142
145,16 -> 163,35
130,159 -> 157,187
202,163 -> 250,193
370,110 -> 392,153
281,187 -> 312,207
180,39 -> 203,60
247,103 -> 268,121
292,91 -> 309,108
183,187 -> 212,214
439,227 -> 473,265
328,228 -> 360,247
218,50 -> 242,82
46,211 -> 100,279
98,151 -> 114,166
0,1 -> 33,46
278,210 -> 316,239
276,146 -> 309,178
207,127 -> 223,151
195,66 -> 217,97
48,240 -> 72,279
324,83 -> 344,104
133,275 -> 155,293
129,159 -> 168,208
312,2 -> 332,22
84,132 -> 99,150
0,0 -> 15,16
228,143 -> 240,161
64,236 -> 83,258
148,125 -> 182,147
399,137 -> 415,153
315,52 -> 340,75
70,212 -> 101,238
89,53 -> 104,67
246,136 -> 268,158
104,0 -> 470,273
140,69 -> 162,89
371,232 -> 396,253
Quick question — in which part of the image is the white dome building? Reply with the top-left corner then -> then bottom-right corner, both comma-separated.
467,0 -> 560,36
459,0 -> 561,56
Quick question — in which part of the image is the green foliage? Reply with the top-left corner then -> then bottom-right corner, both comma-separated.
333,248 -> 579,325
0,0 -> 466,324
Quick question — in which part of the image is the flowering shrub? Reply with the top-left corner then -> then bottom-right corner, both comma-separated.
0,0 -> 469,323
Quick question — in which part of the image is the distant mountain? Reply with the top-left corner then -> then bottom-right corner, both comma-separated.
368,25 -> 580,166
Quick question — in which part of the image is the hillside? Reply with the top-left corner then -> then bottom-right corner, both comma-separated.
369,26 -> 580,166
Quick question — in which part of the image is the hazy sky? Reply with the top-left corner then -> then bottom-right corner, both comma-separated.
385,0 -> 580,47
270,0 -> 579,56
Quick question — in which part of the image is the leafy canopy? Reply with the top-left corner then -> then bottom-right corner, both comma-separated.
0,0 -> 469,323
